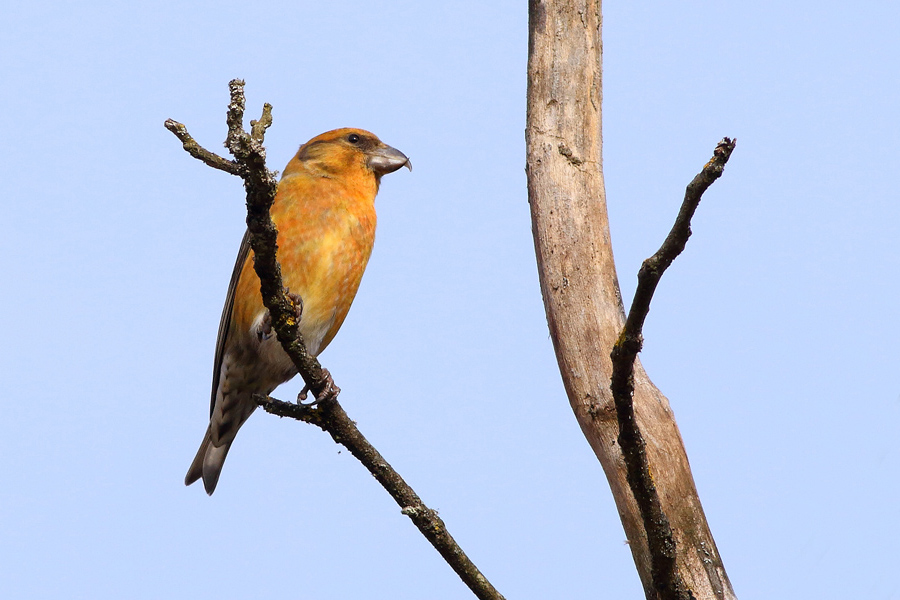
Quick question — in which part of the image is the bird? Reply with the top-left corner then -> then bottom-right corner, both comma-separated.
185,128 -> 410,495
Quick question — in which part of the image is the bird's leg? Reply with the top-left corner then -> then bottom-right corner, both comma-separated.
285,288 -> 304,321
256,311 -> 273,341
258,289 -> 303,341
286,288 -> 339,406
297,369 -> 341,406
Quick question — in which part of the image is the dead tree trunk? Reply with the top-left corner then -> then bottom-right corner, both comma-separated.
525,2 -> 736,598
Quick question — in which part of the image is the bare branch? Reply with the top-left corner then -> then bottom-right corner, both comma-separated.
225,78 -> 246,153
610,138 -> 737,600
218,80 -> 331,397
619,138 -> 737,344
167,79 -> 505,600
163,118 -> 243,176
529,5 -> 734,596
258,394 -> 506,600
250,103 -> 274,142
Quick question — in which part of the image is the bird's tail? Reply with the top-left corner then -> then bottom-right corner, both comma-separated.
185,426 -> 233,495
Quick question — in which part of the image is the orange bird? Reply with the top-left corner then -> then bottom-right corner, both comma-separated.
186,128 -> 410,494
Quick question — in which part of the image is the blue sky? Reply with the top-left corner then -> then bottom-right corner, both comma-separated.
1,1 -> 898,598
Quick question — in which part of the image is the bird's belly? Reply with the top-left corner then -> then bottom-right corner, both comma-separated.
247,300 -> 334,366
223,331 -> 298,398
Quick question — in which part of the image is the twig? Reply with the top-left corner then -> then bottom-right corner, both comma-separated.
610,138 -> 736,600
163,119 -> 244,176
257,394 -> 504,600
250,104 -> 273,142
218,80 -> 331,396
166,79 -> 505,600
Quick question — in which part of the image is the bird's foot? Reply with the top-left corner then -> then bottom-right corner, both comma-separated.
256,310 -> 274,341
285,288 -> 304,321
255,290 -> 302,341
297,369 -> 341,406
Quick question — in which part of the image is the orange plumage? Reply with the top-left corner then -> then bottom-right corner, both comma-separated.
186,128 -> 410,494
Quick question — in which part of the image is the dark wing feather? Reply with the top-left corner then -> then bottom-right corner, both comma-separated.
209,229 -> 252,417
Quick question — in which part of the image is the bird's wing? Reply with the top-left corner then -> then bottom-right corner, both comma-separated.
209,228 -> 252,417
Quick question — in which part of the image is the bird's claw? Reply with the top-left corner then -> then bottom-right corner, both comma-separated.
285,288 -> 304,321
297,369 -> 340,406
257,290 -> 302,342
256,310 -> 274,341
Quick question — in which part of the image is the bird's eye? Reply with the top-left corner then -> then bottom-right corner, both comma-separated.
347,134 -> 360,144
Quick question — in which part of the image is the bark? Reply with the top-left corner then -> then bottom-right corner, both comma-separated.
525,2 -> 736,598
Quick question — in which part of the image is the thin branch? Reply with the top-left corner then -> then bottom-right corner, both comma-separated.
610,137 -> 736,600
166,79 -> 505,600
621,138 -> 737,341
217,80 -> 332,396
257,394 -> 505,600
250,103 -> 274,141
225,78 -> 246,152
163,118 -> 243,176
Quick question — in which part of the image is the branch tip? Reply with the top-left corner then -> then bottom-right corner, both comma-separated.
164,118 -> 243,176
251,103 -> 274,142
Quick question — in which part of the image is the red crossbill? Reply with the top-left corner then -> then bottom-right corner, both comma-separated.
186,128 -> 410,494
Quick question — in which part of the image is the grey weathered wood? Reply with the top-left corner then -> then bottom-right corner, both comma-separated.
525,2 -> 736,598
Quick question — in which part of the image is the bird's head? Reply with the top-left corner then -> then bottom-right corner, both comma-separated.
285,128 -> 411,183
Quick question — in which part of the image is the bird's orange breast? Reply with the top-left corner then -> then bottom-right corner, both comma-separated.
231,167 -> 378,356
